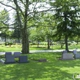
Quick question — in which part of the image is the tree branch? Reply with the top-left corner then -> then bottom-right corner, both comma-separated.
13,0 -> 24,17
20,0 -> 26,7
0,1 -> 16,10
28,7 -> 54,16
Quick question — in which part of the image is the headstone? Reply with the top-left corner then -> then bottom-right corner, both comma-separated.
5,52 -> 12,58
62,53 -> 74,60
5,55 -> 15,64
14,52 -> 21,58
19,56 -> 28,63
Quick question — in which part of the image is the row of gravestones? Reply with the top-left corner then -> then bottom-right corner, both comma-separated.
0,52 -> 29,64
61,49 -> 80,60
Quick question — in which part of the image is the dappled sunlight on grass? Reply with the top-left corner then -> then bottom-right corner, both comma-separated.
0,45 -> 21,52
0,53 -> 80,80
0,42 -> 80,52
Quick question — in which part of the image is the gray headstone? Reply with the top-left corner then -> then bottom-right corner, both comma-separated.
5,52 -> 12,58
73,50 -> 77,54
62,53 -> 74,60
14,52 -> 21,58
19,56 -> 28,63
5,55 -> 15,64
62,50 -> 67,54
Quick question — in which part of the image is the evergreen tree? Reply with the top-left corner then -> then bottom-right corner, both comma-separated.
50,0 -> 80,51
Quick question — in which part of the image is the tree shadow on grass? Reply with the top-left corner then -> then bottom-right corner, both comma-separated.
0,53 -> 80,80
0,63 -> 73,80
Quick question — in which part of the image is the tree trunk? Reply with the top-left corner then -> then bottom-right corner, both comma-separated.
65,35 -> 69,51
22,28 -> 29,54
61,43 -> 64,49
64,13 -> 69,51
47,38 -> 50,49
14,0 -> 29,54
22,1 -> 29,53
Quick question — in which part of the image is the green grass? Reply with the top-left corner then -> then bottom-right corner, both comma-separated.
0,43 -> 79,52
0,45 -> 21,52
0,52 -> 80,80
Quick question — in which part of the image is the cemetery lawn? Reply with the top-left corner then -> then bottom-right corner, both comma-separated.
0,42 -> 80,52
0,52 -> 80,80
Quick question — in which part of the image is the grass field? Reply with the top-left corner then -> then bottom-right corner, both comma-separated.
0,43 -> 79,80
0,52 -> 80,80
0,42 -> 79,52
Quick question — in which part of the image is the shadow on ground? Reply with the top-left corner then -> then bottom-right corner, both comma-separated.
0,52 -> 80,80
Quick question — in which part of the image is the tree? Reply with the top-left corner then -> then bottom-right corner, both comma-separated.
0,9 -> 10,43
0,0 -> 51,53
37,13 -> 56,49
29,26 -> 45,47
11,28 -> 21,43
49,0 -> 80,51
43,14 -> 55,49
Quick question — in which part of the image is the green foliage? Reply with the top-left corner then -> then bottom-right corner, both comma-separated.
50,0 -> 80,38
5,42 -> 13,46
49,0 -> 80,51
29,26 -> 45,42
0,9 -> 11,41
12,28 -> 21,39
0,10 -> 9,29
